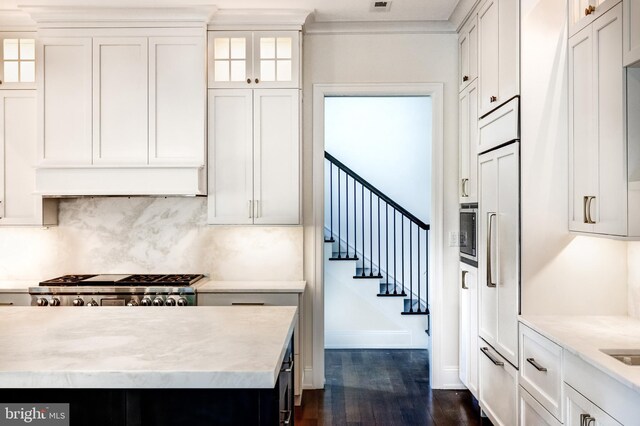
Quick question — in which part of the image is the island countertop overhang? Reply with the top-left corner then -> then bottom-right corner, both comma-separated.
0,306 -> 297,389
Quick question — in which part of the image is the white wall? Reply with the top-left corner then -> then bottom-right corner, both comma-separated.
325,96 -> 432,223
303,31 -> 461,389
0,198 -> 303,281
520,0 -> 628,315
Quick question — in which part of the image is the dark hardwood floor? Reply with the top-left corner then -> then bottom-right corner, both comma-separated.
295,349 -> 492,426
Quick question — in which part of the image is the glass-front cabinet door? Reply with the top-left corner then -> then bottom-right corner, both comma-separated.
208,31 -> 299,89
0,33 -> 36,89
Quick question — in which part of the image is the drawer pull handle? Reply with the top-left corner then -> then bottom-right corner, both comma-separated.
281,354 -> 294,372
0,302 -> 14,306
481,347 -> 504,366
526,357 -> 548,372
231,302 -> 265,306
580,414 -> 596,426
461,270 -> 469,290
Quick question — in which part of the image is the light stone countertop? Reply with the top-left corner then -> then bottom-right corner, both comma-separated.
0,306 -> 297,389
195,280 -> 306,293
0,281 -> 38,293
519,315 -> 640,393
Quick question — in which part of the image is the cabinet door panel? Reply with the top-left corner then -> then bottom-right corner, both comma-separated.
253,32 -> 300,89
207,89 -> 253,225
0,91 -> 39,224
624,0 -> 640,66
93,37 -> 148,165
149,36 -> 205,165
460,80 -> 479,203
565,384 -> 622,426
568,27 -> 597,232
479,342 -> 518,426
498,0 -> 519,103
38,37 -> 92,165
478,0 -> 500,115
459,88 -> 470,201
459,30 -> 469,92
593,4 -> 626,235
459,263 -> 479,398
253,89 -> 300,225
207,32 -> 252,89
468,17 -> 478,85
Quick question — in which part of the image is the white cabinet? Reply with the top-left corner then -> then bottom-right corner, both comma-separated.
36,30 -> 206,196
624,0 -> 640,66
478,141 -> 519,367
479,341 -> 518,426
459,80 -> 479,203
459,262 -> 478,399
0,292 -> 31,306
519,386 -> 562,426
569,0 -> 620,37
0,90 -> 56,226
0,33 -> 37,89
208,89 -> 300,225
477,0 -> 519,116
569,3 -> 627,236
208,31 -> 300,89
458,16 -> 478,92
565,384 -> 622,426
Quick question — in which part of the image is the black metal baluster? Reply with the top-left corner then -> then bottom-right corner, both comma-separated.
401,215 -> 405,295
337,170 -> 341,258
409,223 -> 413,313
353,178 -> 357,260
393,209 -> 397,294
346,175 -> 349,258
385,203 -> 389,295
377,198 -> 381,275
329,163 -> 333,241
361,184 -> 365,276
369,192 -> 373,277
425,229 -> 429,314
417,228 -> 422,313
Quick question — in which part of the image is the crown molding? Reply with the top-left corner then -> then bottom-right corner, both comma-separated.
304,20 -> 455,35
207,9 -> 312,31
0,9 -> 36,30
19,5 -> 217,27
448,0 -> 481,32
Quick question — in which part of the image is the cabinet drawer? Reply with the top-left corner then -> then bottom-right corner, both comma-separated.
478,96 -> 519,154
519,386 -> 562,426
565,383 -> 622,426
0,293 -> 31,306
519,324 -> 563,421
479,341 -> 518,426
197,292 -> 298,307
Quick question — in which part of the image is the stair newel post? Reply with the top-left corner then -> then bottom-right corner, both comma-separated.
393,208 -> 397,294
409,222 -> 414,313
377,197 -> 381,276
425,228 -> 429,314
329,162 -> 333,240
345,174 -> 349,258
417,226 -> 421,313
401,215 -> 405,296
385,203 -> 389,295
337,169 -> 342,258
369,191 -> 373,277
361,184 -> 365,277
353,178 -> 357,261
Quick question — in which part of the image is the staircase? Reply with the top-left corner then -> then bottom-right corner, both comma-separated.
324,152 -> 430,349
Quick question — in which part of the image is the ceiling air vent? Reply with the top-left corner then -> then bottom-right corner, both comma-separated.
370,1 -> 392,12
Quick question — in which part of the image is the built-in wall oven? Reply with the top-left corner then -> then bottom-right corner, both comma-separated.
460,204 -> 478,267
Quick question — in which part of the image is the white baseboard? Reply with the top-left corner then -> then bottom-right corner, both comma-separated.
434,366 -> 465,389
324,330 -> 429,349
303,367 -> 316,389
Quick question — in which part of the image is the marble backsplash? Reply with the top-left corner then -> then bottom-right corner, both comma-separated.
0,197 -> 303,281
629,242 -> 640,318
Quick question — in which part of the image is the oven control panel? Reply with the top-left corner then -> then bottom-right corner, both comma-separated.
31,294 -> 195,307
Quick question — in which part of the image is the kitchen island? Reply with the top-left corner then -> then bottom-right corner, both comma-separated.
0,306 -> 296,425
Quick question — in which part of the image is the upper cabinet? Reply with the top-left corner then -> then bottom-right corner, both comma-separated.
459,80 -> 479,203
36,28 -> 206,196
570,0 -> 621,37
0,34 -> 36,90
568,3 -> 640,237
624,0 -> 640,66
208,31 -> 300,89
477,0 -> 519,117
458,16 -> 478,93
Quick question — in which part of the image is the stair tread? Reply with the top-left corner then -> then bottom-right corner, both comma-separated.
402,298 -> 429,315
353,268 -> 383,279
329,253 -> 359,261
377,282 -> 406,297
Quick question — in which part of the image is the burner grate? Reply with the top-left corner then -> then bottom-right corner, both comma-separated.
116,274 -> 204,286
40,275 -> 97,285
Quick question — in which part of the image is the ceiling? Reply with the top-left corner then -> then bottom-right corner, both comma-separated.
0,0 -> 462,22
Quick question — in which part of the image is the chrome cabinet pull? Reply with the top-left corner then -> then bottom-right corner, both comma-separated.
461,178 -> 469,197
281,353 -> 294,372
526,357 -> 548,372
583,196 -> 596,224
580,414 -> 596,426
487,213 -> 497,288
0,302 -> 14,306
248,200 -> 253,218
231,302 -> 265,306
461,270 -> 469,290
481,347 -> 504,366
254,200 -> 260,218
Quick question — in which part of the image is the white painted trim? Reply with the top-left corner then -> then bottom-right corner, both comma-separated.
439,366 -> 467,389
325,330 -> 424,349
449,0 -> 482,31
0,9 -> 36,30
208,9 -> 311,30
304,20 -> 455,35
311,82 -> 445,389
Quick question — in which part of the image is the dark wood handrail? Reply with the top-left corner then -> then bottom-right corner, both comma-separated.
325,151 -> 430,230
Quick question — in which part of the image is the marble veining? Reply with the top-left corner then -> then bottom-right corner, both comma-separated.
196,280 -> 306,293
520,315 -> 640,393
0,306 -> 297,389
0,197 -> 303,281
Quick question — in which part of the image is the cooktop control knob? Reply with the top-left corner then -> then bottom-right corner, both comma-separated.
87,299 -> 99,307
72,298 -> 84,307
50,297 -> 61,306
36,298 -> 49,307
177,297 -> 188,306
152,297 -> 164,306
165,298 -> 176,306
127,299 -> 139,306
141,297 -> 152,306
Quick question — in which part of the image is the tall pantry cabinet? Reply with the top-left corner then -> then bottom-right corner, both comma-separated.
207,30 -> 301,225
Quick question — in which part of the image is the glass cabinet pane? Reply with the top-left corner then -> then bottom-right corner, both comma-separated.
19,39 -> 35,60
20,61 -> 35,82
3,39 -> 19,60
214,38 -> 230,59
277,38 -> 292,59
277,60 -> 292,82
230,60 -> 246,81
261,60 -> 276,81
3,61 -> 19,82
230,38 -> 246,59
260,38 -> 276,59
214,61 -> 230,82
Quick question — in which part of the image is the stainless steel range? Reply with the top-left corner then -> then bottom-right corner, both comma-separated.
29,274 -> 204,307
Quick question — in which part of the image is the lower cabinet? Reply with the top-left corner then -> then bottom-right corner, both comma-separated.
478,340 -> 518,426
519,386 -> 562,426
0,292 -> 32,306
565,384 -> 621,426
198,292 -> 303,403
459,262 -> 478,398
